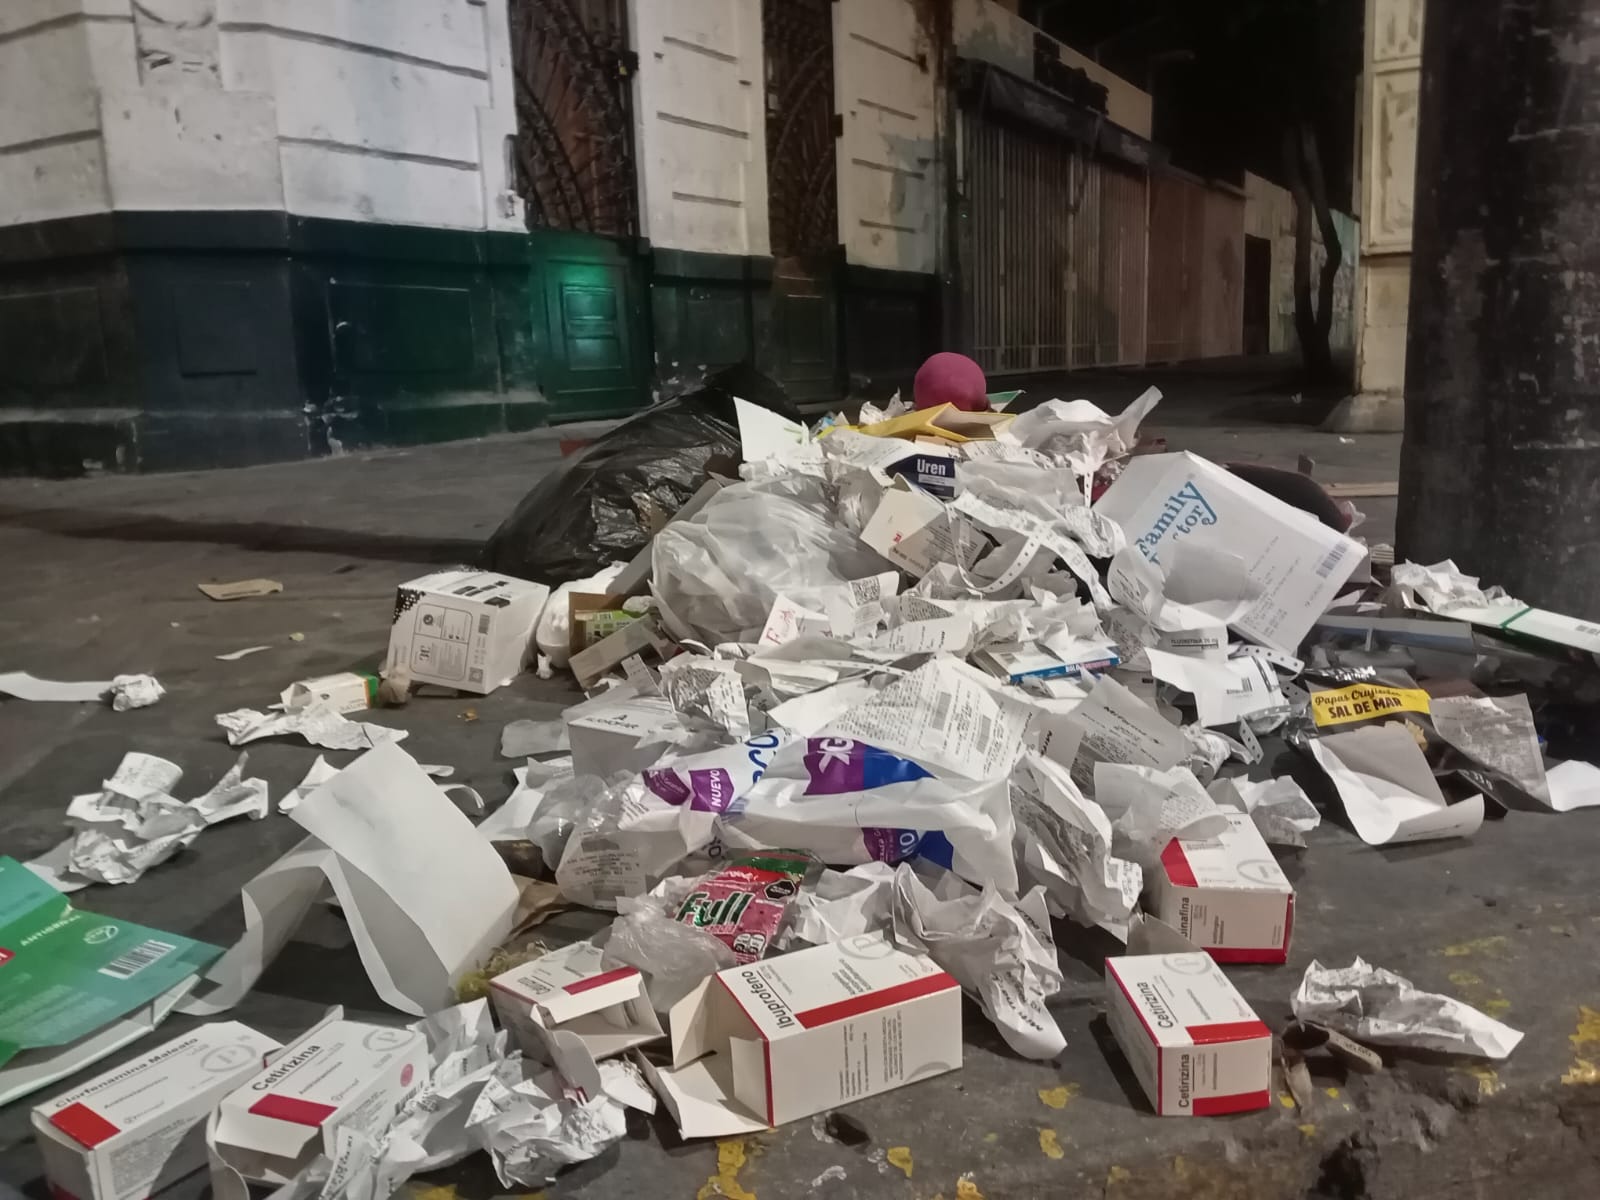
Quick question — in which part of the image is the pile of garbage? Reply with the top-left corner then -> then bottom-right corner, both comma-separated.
11,372 -> 1600,1200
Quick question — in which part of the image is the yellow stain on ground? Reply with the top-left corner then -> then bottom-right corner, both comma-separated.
1038,1084 -> 1079,1109
955,1175 -> 986,1200
1278,1092 -> 1296,1109
1441,936 -> 1509,958
1298,1124 -> 1317,1137
983,1132 -> 999,1143
697,1139 -> 757,1200
1465,1064 -> 1503,1096
1323,1087 -> 1341,1100
1562,1059 -> 1600,1086
1571,1006 -> 1600,1049
1448,969 -> 1483,989
887,1147 -> 913,1178
1038,1129 -> 1064,1160
1106,1165 -> 1132,1186
411,1187 -> 459,1200
1484,998 -> 1513,1018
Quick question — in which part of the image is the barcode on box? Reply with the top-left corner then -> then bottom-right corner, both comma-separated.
478,614 -> 491,636
929,691 -> 953,732
1314,544 -> 1347,579
99,938 -> 177,980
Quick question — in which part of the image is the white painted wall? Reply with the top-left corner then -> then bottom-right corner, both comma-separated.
628,0 -> 768,257
834,0 -> 940,274
0,0 -> 523,232
953,0 -> 1153,141
1355,0 -> 1424,396
1243,172 -> 1356,356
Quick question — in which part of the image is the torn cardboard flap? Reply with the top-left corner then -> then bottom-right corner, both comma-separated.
648,932 -> 961,1134
489,942 -> 663,1096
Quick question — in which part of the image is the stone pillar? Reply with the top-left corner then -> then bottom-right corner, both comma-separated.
1397,0 -> 1600,616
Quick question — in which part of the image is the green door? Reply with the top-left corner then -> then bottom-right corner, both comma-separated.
529,229 -> 649,422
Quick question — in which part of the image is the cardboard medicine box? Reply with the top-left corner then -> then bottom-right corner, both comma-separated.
34,1022 -> 280,1200
1152,812 -> 1294,963
1104,953 -> 1272,1117
643,932 -> 961,1135
209,1017 -> 428,1187
489,941 -> 663,1093
386,570 -> 550,694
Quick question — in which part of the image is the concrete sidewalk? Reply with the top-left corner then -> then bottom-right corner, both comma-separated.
6,418 -> 1598,1200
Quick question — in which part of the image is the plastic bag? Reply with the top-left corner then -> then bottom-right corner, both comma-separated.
653,475 -> 891,644
482,365 -> 799,586
535,563 -> 626,669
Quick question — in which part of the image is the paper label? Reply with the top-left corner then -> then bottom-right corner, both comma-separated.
1310,684 -> 1431,728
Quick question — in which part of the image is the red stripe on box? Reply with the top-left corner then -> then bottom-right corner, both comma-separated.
1209,946 -> 1288,965
1105,960 -> 1159,1046
716,975 -> 770,1043
1282,893 -> 1295,957
564,967 -> 639,995
248,1094 -> 339,1127
1159,839 -> 1197,887
49,1103 -> 120,1149
793,972 -> 959,1029
1185,1020 -> 1271,1045
50,1183 -> 88,1200
1193,1089 -> 1271,1117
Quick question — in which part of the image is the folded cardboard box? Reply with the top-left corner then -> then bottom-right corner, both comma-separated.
975,642 -> 1119,685
642,932 -> 961,1136
1094,452 -> 1365,655
279,672 -> 378,714
209,1014 -> 428,1188
386,570 -> 550,694
35,1022 -> 280,1200
1152,812 -> 1294,963
1104,953 -> 1272,1116
489,941 -> 663,1095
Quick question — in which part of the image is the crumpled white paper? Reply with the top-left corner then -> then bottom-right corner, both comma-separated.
1391,559 -> 1520,617
1292,957 -> 1524,1060
36,751 -> 269,887
1209,775 -> 1322,846
216,706 -> 408,751
890,864 -> 1065,1059
998,388 -> 1161,485
780,861 -> 898,948
1092,762 -> 1230,867
1011,753 -> 1142,940
465,1055 -> 654,1187
109,674 -> 165,710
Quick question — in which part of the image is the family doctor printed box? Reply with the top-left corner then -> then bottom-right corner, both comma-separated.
387,570 -> 550,694
209,1017 -> 428,1186
33,1022 -> 279,1200
1104,953 -> 1272,1117
1152,811 -> 1295,963
646,932 -> 961,1135
1094,452 -> 1365,655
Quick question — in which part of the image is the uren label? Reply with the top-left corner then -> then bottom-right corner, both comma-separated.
1104,954 -> 1271,1117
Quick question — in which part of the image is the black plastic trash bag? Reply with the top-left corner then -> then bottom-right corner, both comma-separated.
482,364 -> 801,585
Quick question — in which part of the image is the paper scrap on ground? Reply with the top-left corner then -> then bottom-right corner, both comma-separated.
181,743 -> 518,1017
1306,723 -> 1484,845
1292,957 -> 1523,1059
216,706 -> 407,751
0,672 -> 112,702
500,718 -> 570,758
1546,759 -> 1600,813
36,751 -> 269,889
1429,693 -> 1551,806
215,645 -> 272,661
198,578 -> 283,601
890,865 -> 1065,1059
1093,762 -> 1229,866
279,755 -> 341,814
1209,775 -> 1321,846
108,674 -> 164,711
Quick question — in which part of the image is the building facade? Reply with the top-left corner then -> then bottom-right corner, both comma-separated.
0,0 -> 1360,474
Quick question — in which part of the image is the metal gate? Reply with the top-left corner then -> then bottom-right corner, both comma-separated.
962,114 -> 1148,375
1146,172 -> 1245,363
508,0 -> 637,237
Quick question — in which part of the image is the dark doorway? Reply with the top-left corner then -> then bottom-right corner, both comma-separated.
1243,234 -> 1272,356
762,0 -> 839,406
